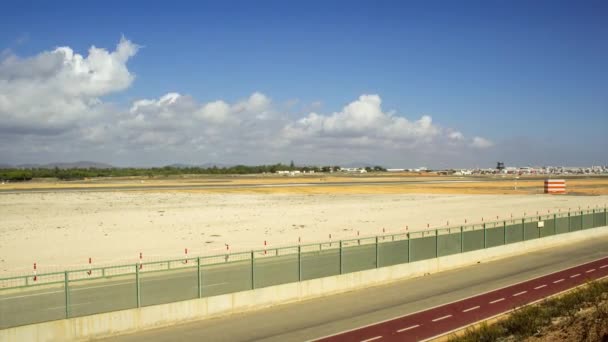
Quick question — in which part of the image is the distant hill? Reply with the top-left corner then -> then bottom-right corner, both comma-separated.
14,161 -> 115,169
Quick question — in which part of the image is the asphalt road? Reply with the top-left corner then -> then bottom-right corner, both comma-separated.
0,248 -> 358,329
319,256 -> 608,341
101,234 -> 608,342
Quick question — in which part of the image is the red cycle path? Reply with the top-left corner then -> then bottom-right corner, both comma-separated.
316,256 -> 608,342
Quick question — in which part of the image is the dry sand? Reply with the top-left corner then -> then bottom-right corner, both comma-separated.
0,191 -> 606,276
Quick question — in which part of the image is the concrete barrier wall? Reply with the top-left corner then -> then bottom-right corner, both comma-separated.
3,225 -> 607,342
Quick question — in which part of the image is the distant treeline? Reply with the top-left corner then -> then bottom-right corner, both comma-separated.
0,164 -> 387,181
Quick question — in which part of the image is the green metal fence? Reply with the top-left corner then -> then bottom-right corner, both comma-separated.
1,207 -> 606,330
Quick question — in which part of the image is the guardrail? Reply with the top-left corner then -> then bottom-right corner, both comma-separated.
0,207 -> 606,329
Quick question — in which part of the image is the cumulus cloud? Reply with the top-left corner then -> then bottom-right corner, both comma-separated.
0,37 -> 138,133
0,38 -> 497,166
448,131 -> 465,141
282,94 -> 441,148
471,136 -> 494,148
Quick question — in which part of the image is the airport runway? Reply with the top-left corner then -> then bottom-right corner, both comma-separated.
0,179 -> 483,194
103,234 -> 608,342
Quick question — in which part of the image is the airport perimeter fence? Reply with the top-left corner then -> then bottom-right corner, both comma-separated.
0,208 -> 607,329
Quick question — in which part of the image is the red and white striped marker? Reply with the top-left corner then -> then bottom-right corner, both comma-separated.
87,257 -> 92,276
33,262 -> 37,282
139,252 -> 143,270
298,236 -> 301,244
382,228 -> 385,233
184,248 -> 188,264
264,240 -> 267,255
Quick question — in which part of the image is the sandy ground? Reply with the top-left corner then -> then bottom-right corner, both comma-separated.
0,191 -> 606,276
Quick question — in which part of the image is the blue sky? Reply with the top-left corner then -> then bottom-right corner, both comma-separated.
0,1 -> 606,167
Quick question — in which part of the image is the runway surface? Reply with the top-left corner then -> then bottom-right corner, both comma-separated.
0,179 -> 483,194
103,234 -> 608,342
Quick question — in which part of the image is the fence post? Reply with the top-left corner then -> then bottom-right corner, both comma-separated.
460,226 -> 464,253
554,214 -> 557,234
250,251 -> 255,289
339,240 -> 343,274
503,221 -> 507,244
568,211 -> 571,232
64,271 -> 70,318
197,257 -> 202,298
375,236 -> 379,268
135,264 -> 141,308
483,223 -> 487,248
522,218 -> 525,240
406,234 -> 410,263
538,216 -> 541,238
435,230 -> 439,257
298,245 -> 302,281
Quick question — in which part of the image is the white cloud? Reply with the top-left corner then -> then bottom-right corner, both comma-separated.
0,37 -> 138,132
0,39 -> 498,167
471,136 -> 494,148
448,131 -> 465,141
283,94 -> 440,147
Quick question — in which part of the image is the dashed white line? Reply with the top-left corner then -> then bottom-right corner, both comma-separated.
586,269 -> 596,273
360,336 -> 383,342
513,291 -> 527,297
432,314 -> 452,322
600,265 -> 608,269
462,306 -> 480,313
490,298 -> 505,304
553,279 -> 564,284
570,274 -> 580,278
397,324 -> 420,333
534,285 -> 547,290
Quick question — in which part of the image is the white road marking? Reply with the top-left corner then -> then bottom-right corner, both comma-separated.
490,298 -> 505,304
202,282 -> 229,288
48,301 -> 92,310
462,306 -> 480,313
432,314 -> 452,322
534,285 -> 547,290
586,269 -> 595,273
600,265 -> 608,269
513,291 -> 527,296
553,279 -> 564,284
361,336 -> 382,342
397,324 -> 420,332
570,274 -> 580,278
0,280 -> 135,301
